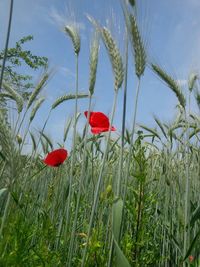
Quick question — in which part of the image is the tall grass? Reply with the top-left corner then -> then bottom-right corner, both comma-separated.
0,0 -> 200,266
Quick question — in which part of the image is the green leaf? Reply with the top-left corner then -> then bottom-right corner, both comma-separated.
190,205 -> 200,227
138,124 -> 161,140
0,188 -> 7,197
113,238 -> 131,267
51,93 -> 88,110
0,150 -> 6,161
112,199 -> 130,267
183,228 -> 200,261
63,117 -> 72,142
113,198 -> 123,242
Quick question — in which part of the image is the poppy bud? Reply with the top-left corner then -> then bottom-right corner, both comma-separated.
106,184 -> 112,196
16,134 -> 22,145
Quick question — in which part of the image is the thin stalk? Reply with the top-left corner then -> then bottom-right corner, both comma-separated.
17,121 -> 31,154
117,27 -> 128,197
64,54 -> 79,238
0,192 -> 11,238
31,109 -> 52,158
15,108 -> 28,135
67,95 -> 92,266
183,92 -> 191,263
0,0 -> 14,90
108,27 -> 129,267
81,91 -> 118,267
0,162 -> 6,179
122,78 -> 141,203
17,110 -> 52,204
13,111 -> 22,134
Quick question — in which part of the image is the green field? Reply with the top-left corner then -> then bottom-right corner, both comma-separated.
0,0 -> 200,266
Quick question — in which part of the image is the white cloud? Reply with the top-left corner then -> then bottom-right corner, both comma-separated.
59,66 -> 75,78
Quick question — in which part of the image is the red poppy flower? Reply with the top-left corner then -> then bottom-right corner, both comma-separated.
84,111 -> 116,134
43,148 -> 68,167
188,255 -> 194,263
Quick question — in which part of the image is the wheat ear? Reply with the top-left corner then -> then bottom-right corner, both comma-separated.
101,27 -> 124,90
64,25 -> 80,55
152,64 -> 186,108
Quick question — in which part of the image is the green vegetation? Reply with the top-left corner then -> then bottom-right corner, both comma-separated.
0,1 -> 200,266
0,35 -> 48,97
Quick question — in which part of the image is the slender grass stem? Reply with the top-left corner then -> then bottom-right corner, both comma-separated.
108,27 -> 129,267
67,96 -> 92,266
117,27 -> 128,198
64,54 -> 79,239
0,192 -> 11,238
81,90 -> 118,267
183,93 -> 191,263
122,77 -> 141,203
0,0 -> 14,90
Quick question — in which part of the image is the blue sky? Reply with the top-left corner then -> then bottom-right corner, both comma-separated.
0,0 -> 200,148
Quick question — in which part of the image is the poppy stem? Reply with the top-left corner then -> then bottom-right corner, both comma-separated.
67,95 -> 92,266
81,90 -> 118,267
122,77 -> 141,203
120,77 -> 141,259
17,109 -> 52,205
27,164 -> 47,181
108,24 -> 129,267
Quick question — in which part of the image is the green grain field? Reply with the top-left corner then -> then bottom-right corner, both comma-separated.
0,0 -> 200,266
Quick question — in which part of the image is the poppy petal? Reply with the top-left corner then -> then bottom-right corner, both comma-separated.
84,111 -> 116,135
84,111 -> 109,128
91,126 -> 116,134
91,127 -> 107,134
43,148 -> 68,167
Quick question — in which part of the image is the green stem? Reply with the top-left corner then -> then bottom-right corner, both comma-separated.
117,26 -> 128,198
122,78 -> 141,204
0,0 -> 14,90
81,90 -> 118,267
15,105 -> 30,135
0,192 -> 11,238
108,27 -> 129,267
64,54 -> 79,240
183,93 -> 191,263
67,95 -> 92,266
17,110 -> 51,204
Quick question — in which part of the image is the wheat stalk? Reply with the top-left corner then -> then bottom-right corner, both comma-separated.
188,72 -> 198,92
2,82 -> 23,113
128,0 -> 135,7
30,97 -> 45,122
51,93 -> 88,110
151,64 -> 186,108
101,27 -> 124,90
89,31 -> 100,96
29,131 -> 36,152
64,25 -> 80,55
40,131 -> 53,151
128,14 -> 146,77
27,72 -> 49,109
0,93 -> 14,100
195,90 -> 200,109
